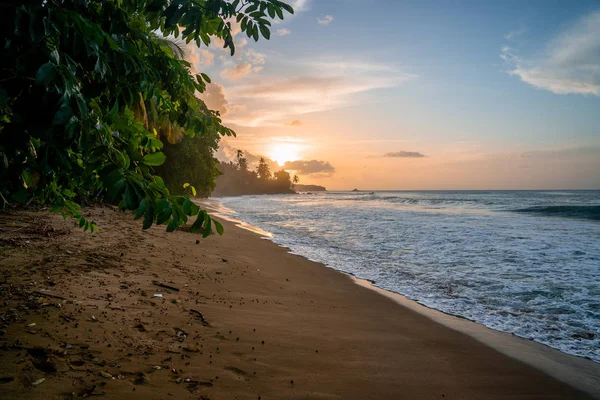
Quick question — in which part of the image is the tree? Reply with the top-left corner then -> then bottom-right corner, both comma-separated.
153,129 -> 221,198
293,175 -> 299,185
236,149 -> 248,171
256,157 -> 271,180
213,162 -> 295,196
0,0 -> 293,235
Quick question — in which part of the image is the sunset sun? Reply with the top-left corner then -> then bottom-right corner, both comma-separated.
269,143 -> 301,166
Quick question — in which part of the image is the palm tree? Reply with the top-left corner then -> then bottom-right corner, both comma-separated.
256,157 -> 271,179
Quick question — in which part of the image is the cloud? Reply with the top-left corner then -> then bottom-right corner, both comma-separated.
245,48 -> 266,65
221,63 -> 253,80
287,120 -> 302,126
277,28 -> 291,36
283,160 -> 335,175
317,15 -> 334,26
383,151 -> 426,158
198,83 -> 230,115
225,68 -> 415,126
501,10 -> 600,95
289,0 -> 310,12
504,28 -> 525,40
186,46 -> 215,74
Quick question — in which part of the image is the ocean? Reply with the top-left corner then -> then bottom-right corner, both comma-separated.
214,190 -> 600,363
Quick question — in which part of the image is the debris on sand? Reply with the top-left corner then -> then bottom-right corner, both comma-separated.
152,281 -> 180,292
189,309 -> 209,326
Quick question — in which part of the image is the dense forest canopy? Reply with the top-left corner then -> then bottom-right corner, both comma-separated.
0,0 -> 293,235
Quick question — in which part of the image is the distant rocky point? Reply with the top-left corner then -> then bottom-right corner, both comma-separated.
295,184 -> 327,192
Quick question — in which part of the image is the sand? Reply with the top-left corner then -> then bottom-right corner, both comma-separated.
0,206 -> 597,399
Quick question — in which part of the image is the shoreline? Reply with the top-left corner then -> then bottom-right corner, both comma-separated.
0,206 -> 597,399
205,199 -> 600,398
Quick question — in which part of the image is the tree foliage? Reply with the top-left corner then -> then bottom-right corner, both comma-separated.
212,151 -> 295,196
0,0 -> 293,234
154,128 -> 221,198
256,157 -> 271,180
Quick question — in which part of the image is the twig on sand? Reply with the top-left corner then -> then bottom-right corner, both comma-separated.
189,309 -> 209,326
151,280 -> 180,292
30,291 -> 67,300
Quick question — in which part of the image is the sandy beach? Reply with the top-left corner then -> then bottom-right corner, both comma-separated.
0,206 -> 597,399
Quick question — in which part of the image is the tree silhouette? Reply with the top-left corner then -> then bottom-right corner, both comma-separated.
256,158 -> 271,180
236,149 -> 248,171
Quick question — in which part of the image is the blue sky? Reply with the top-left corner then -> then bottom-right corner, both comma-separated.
190,0 -> 600,189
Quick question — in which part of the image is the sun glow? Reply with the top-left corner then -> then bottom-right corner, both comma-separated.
269,143 -> 301,166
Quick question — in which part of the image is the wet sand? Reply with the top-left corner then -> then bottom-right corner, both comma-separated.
0,206 -> 597,399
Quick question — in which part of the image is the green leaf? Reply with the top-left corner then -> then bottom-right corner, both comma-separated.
36,62 -> 55,86
202,214 -> 212,238
259,25 -> 270,39
200,73 -> 211,83
182,198 -> 193,215
134,198 -> 147,219
142,206 -> 154,230
53,101 -> 73,126
108,178 -> 126,202
213,219 -> 224,235
156,207 -> 172,225
22,170 -> 33,188
189,210 -> 205,233
166,217 -> 178,232
280,3 -> 294,14
143,152 -> 166,166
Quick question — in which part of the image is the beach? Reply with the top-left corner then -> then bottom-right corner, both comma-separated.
0,206 -> 598,399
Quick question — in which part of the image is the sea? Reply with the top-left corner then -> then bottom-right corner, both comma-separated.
213,190 -> 600,363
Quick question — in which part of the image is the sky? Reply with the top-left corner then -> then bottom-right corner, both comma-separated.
189,0 -> 600,190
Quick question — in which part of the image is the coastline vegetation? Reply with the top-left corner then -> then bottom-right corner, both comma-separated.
212,150 -> 297,196
0,0 -> 293,234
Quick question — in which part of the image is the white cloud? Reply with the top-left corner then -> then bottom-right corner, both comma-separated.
317,15 -> 334,26
288,0 -> 310,13
501,10 -> 600,95
245,48 -> 266,65
504,28 -> 525,40
277,28 -> 291,36
221,64 -> 253,80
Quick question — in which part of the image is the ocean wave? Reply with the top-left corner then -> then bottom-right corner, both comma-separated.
217,190 -> 600,362
511,205 -> 600,221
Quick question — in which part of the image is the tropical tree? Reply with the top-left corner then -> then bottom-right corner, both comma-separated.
256,157 -> 271,179
154,128 -> 221,198
293,175 -> 299,185
236,149 -> 248,171
0,0 -> 293,235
